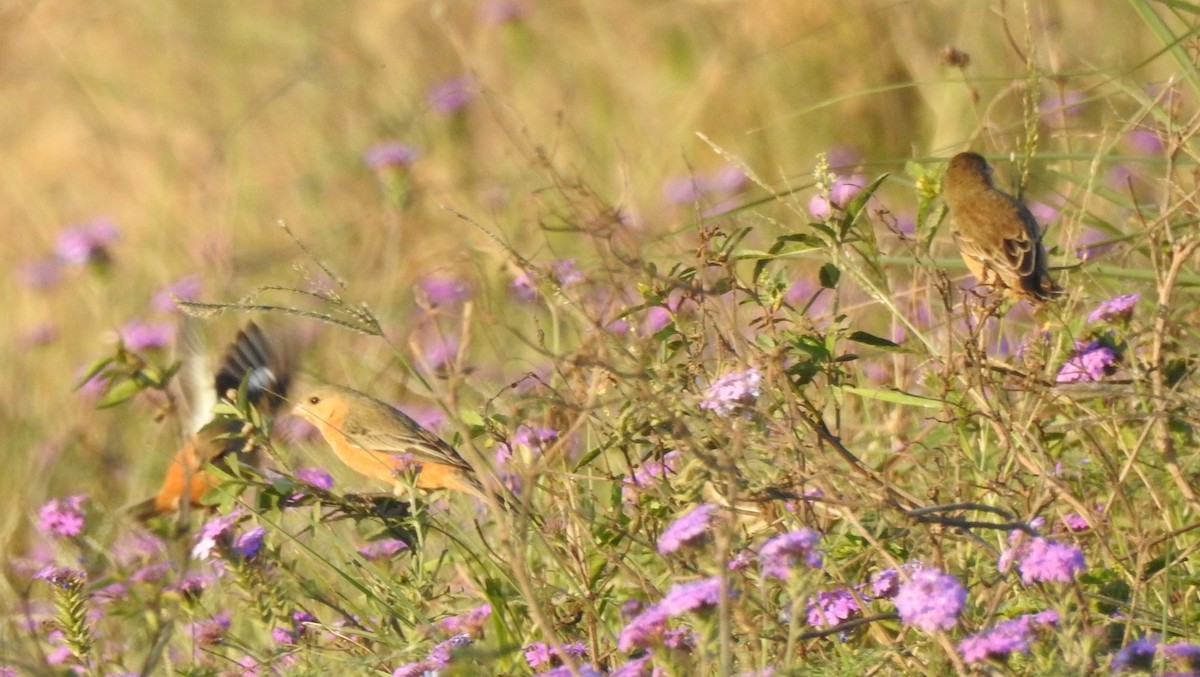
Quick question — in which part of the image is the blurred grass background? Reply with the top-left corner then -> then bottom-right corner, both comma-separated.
1,0 -> 1195,669
0,0 -> 1176,555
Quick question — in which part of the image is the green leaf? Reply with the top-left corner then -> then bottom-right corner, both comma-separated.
839,385 -> 943,409
818,263 -> 840,289
847,330 -> 902,350
74,356 -> 114,391
96,379 -> 143,409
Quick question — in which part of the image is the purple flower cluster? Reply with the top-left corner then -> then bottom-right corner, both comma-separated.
1000,533 -> 1086,585
392,633 -> 473,676
436,603 -> 492,637
1087,293 -> 1139,324
191,511 -> 262,560
364,142 -> 420,170
120,320 -> 176,351
759,529 -> 823,578
496,425 -> 559,465
34,565 -> 87,590
957,610 -> 1058,664
56,217 -> 120,265
1056,340 -> 1118,383
523,641 -> 588,669
151,275 -> 202,313
624,451 -> 681,499
662,164 -> 748,206
618,577 -> 723,652
358,539 -> 409,561
37,495 -> 87,538
1110,637 -> 1157,673
805,589 -> 865,628
700,367 -> 763,416
427,76 -> 475,115
808,174 -> 868,220
419,274 -> 472,307
892,568 -> 967,632
657,503 -> 717,554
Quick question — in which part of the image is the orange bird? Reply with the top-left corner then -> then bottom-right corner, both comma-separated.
291,384 -> 487,500
942,152 -> 1063,304
131,321 -> 296,519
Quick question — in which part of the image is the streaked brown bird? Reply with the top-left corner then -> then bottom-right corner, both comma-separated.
291,384 -> 487,500
131,321 -> 296,519
942,152 -> 1063,304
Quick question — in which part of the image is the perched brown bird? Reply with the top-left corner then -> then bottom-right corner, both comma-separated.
942,152 -> 1063,304
291,384 -> 487,500
131,321 -> 296,519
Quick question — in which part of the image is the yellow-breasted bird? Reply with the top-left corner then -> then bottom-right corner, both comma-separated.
942,151 -> 1063,304
131,321 -> 296,519
291,384 -> 488,500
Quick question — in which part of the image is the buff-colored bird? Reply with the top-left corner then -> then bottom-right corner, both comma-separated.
291,384 -> 487,500
131,321 -> 296,519
942,152 -> 1063,304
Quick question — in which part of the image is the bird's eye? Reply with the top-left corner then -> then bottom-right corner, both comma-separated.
309,396 -> 320,405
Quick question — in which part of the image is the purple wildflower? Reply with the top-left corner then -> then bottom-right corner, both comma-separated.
805,589 -> 864,628
807,194 -> 833,220
1027,201 -> 1059,225
1062,513 -> 1090,531
1162,642 -> 1200,670
392,663 -> 431,677
232,526 -> 266,559
1126,129 -> 1164,155
34,565 -> 87,590
958,615 -> 1034,664
543,666 -> 603,677
16,258 -> 63,290
1076,227 -> 1114,260
427,76 -> 475,115
625,451 -> 681,497
663,628 -> 696,649
710,164 -> 748,194
700,367 -> 763,416
152,275 -> 202,313
192,511 -> 244,559
358,539 -> 409,561
610,655 -> 654,677
551,259 -> 584,286
658,503 -> 717,554
427,634 -> 473,668
893,568 -> 966,632
524,642 -> 551,669
759,529 -> 823,578
871,562 -> 923,598
642,306 -> 672,336
829,175 -> 867,207
191,612 -> 231,646
1110,637 -> 1157,673
659,576 -> 722,616
618,606 -> 669,652
1017,538 -> 1085,584
37,495 -> 87,538
295,467 -> 334,491
663,175 -> 707,205
478,0 -> 530,24
56,217 -> 119,265
510,270 -> 538,301
120,320 -> 175,351
727,550 -> 754,571
364,142 -> 420,170
1087,293 -> 1139,324
1039,89 -> 1085,120
436,603 -> 491,637
1056,341 -> 1117,383
419,274 -> 472,306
